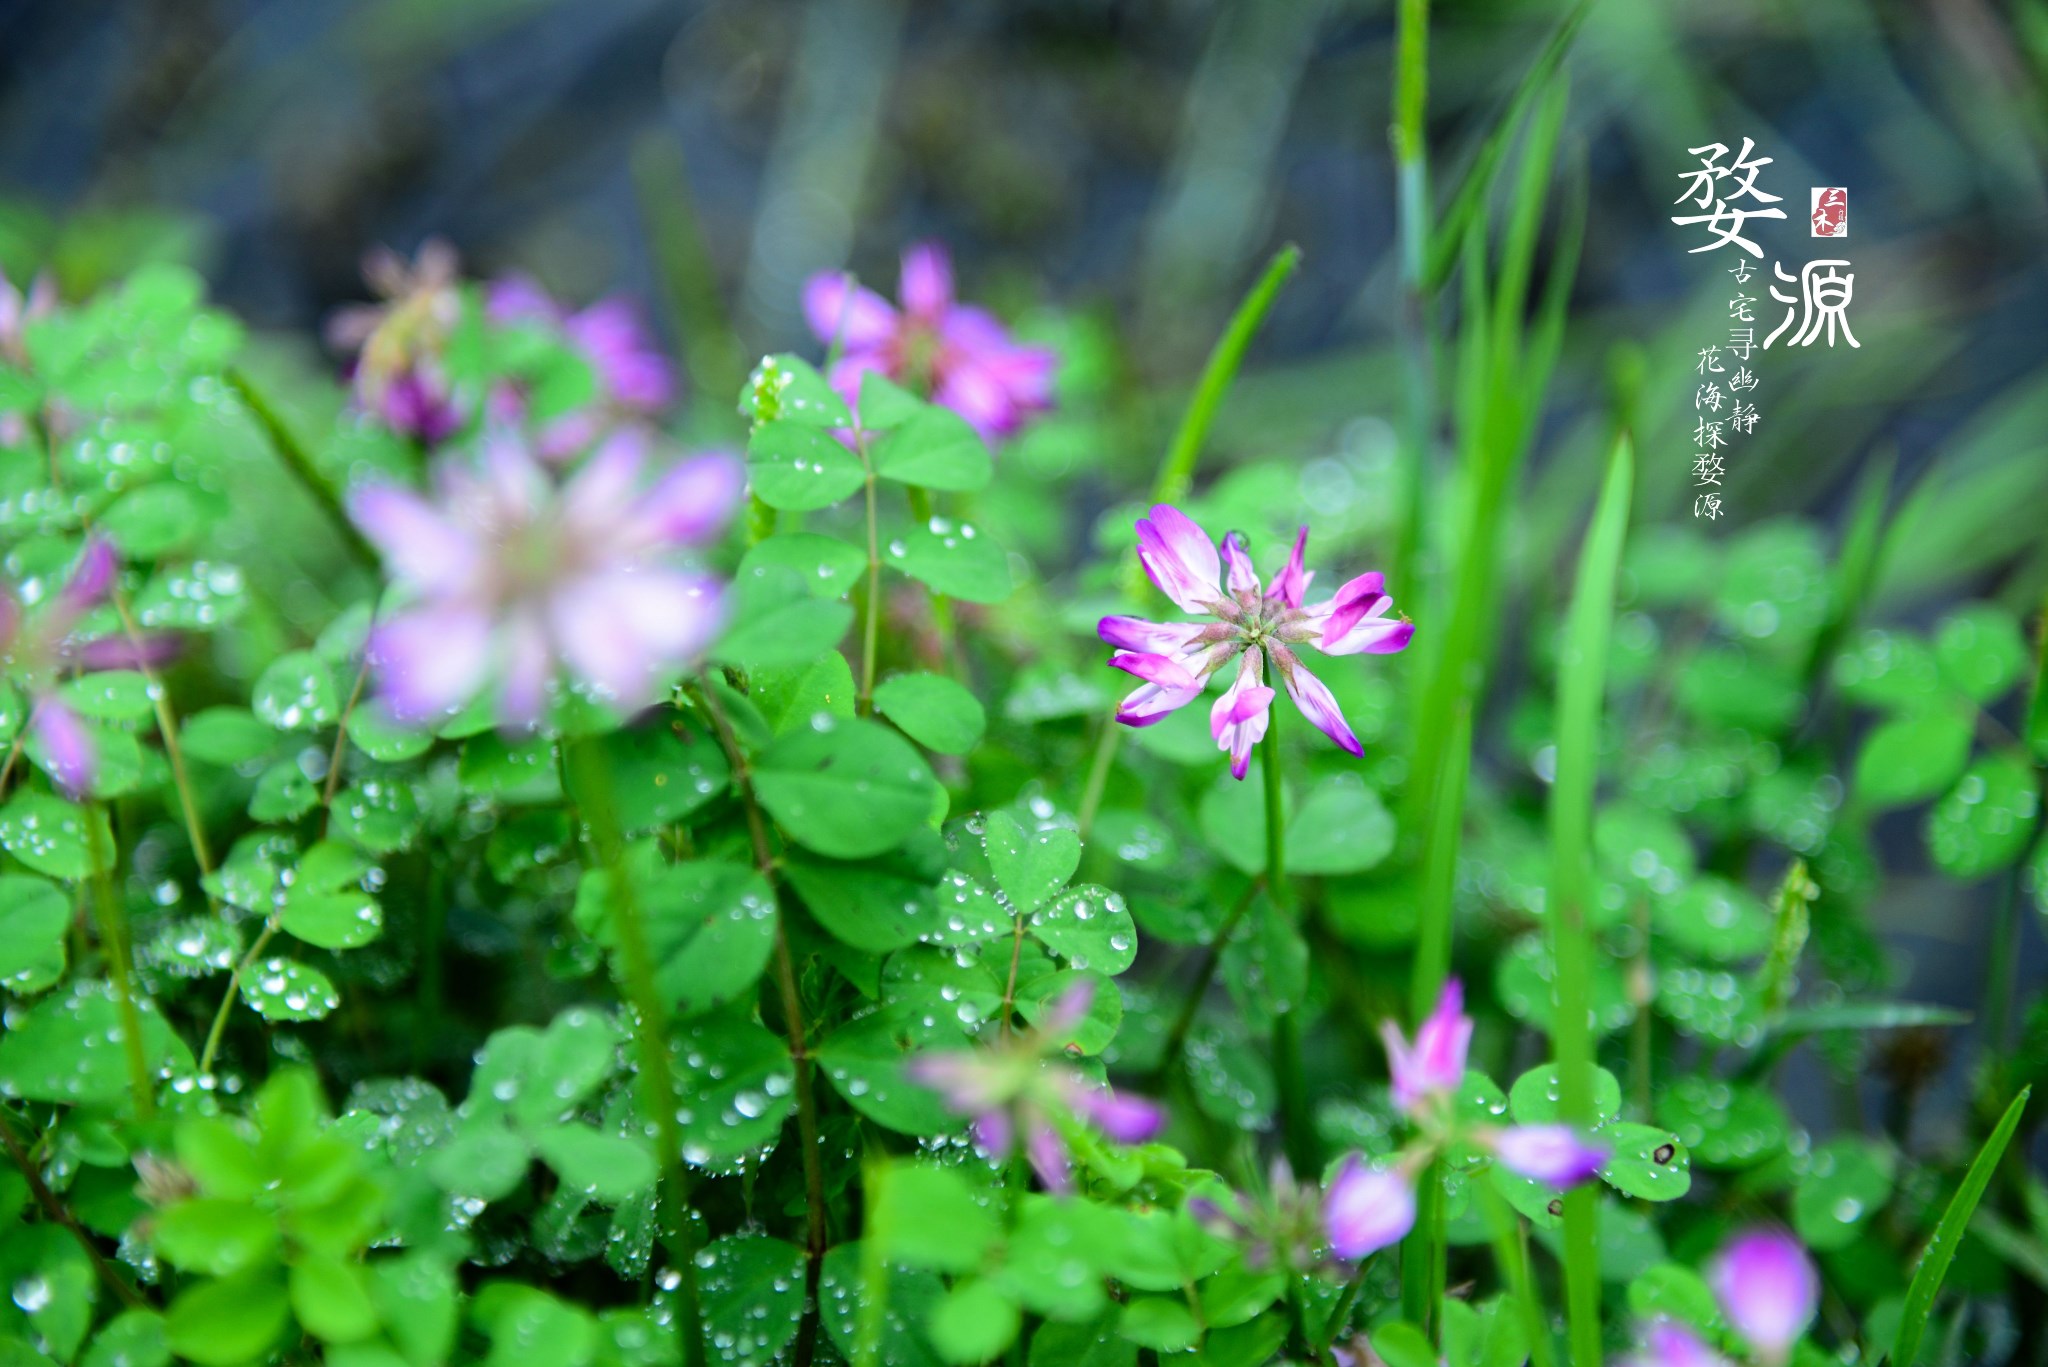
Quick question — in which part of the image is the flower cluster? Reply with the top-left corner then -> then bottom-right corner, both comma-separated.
1321,981 -> 1608,1260
803,242 -> 1055,442
909,982 -> 1164,1194
348,431 -> 741,728
1619,1227 -> 1819,1366
1,540 -> 174,794
1102,505 -> 1414,778
327,239 -> 466,443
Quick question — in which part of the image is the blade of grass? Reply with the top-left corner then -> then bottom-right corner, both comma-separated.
1423,0 -> 1593,292
1549,434 -> 1634,1367
1893,1087 -> 2032,1367
1389,0 -> 1433,601
631,130 -> 747,418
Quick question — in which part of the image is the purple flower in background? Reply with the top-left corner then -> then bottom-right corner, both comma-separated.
2,540 -> 176,794
1321,1154 -> 1415,1261
1617,1321 -> 1733,1367
327,239 -> 464,443
1379,978 -> 1472,1117
348,430 -> 741,728
488,276 -> 677,457
908,980 -> 1164,1195
1710,1228 -> 1818,1362
1100,507 -> 1413,778
1490,1124 -> 1608,1186
802,241 -> 1055,442
0,267 -> 56,368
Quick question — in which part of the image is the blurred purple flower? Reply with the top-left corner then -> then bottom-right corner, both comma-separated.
327,239 -> 464,443
1617,1321 -> 1732,1367
802,241 -> 1055,442
1100,507 -> 1413,778
1380,978 -> 1472,1117
1490,1124 -> 1608,1186
488,275 -> 677,457
0,267 -> 56,368
1321,1154 -> 1415,1261
348,430 -> 740,728
1710,1228 -> 1817,1361
2,540 -> 176,795
907,980 -> 1164,1195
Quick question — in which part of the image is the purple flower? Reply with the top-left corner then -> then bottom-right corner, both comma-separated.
802,241 -> 1055,442
2,540 -> 176,795
1710,1228 -> 1817,1361
348,430 -> 741,728
1321,1155 -> 1415,1261
907,981 -> 1166,1195
488,276 -> 677,457
1379,979 -> 1472,1117
327,240 -> 465,442
1101,508 -> 1413,778
0,267 -> 56,368
1617,1322 -> 1732,1367
1490,1124 -> 1607,1186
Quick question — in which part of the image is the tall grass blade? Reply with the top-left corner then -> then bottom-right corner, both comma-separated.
1892,1087 -> 2031,1367
1549,434 -> 1633,1367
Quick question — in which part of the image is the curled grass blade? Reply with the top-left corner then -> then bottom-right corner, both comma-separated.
1893,1087 -> 2030,1367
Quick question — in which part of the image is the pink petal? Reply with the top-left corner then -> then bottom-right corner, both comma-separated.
1319,573 -> 1414,657
972,1108 -> 1014,1159
1134,505 -> 1223,615
825,349 -> 896,411
1072,1088 -> 1166,1144
1210,663 -> 1273,782
1492,1125 -> 1607,1186
1099,616 -> 1206,656
1109,650 -> 1205,727
550,571 -> 721,707
1280,656 -> 1361,756
1321,1156 -> 1415,1260
561,429 -> 648,532
368,607 -> 493,722
60,540 -> 118,615
1108,651 -> 1199,691
486,274 -> 560,326
636,451 -> 745,546
1711,1229 -> 1818,1357
1268,527 -> 1312,609
497,610 -> 554,730
1221,532 -> 1261,598
932,361 -> 1015,441
899,242 -> 955,320
1025,1117 -> 1072,1195
72,634 -> 181,672
803,272 -> 898,351
31,699 -> 96,796
348,485 -> 481,596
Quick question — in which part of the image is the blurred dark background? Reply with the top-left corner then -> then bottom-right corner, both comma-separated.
5,0 -> 2048,1147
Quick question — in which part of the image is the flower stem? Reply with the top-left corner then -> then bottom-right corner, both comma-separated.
1478,1178 -> 1555,1367
223,368 -> 379,572
697,677 -> 829,1367
1314,1258 -> 1372,1357
1262,711 -> 1315,1175
858,437 -> 882,716
0,1111 -> 149,1310
109,584 -> 214,885
565,736 -> 708,1367
1149,878 -> 1263,1088
85,806 -> 154,1120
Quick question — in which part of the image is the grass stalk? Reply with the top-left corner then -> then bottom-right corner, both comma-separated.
224,368 -> 378,572
85,808 -> 154,1121
1548,435 -> 1634,1367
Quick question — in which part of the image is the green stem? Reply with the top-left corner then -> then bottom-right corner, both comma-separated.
1399,1162 -> 1444,1344
1314,1258 -> 1372,1357
630,130 -> 747,410
1479,1180 -> 1555,1367
697,679 -> 829,1367
0,1112 -> 149,1310
565,738 -> 707,1367
1410,698 -> 1469,1020
224,369 -> 378,571
858,436 -> 882,716
85,808 -> 154,1121
1150,879 -> 1264,1088
1390,0 -> 1433,602
1262,709 -> 1315,1174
